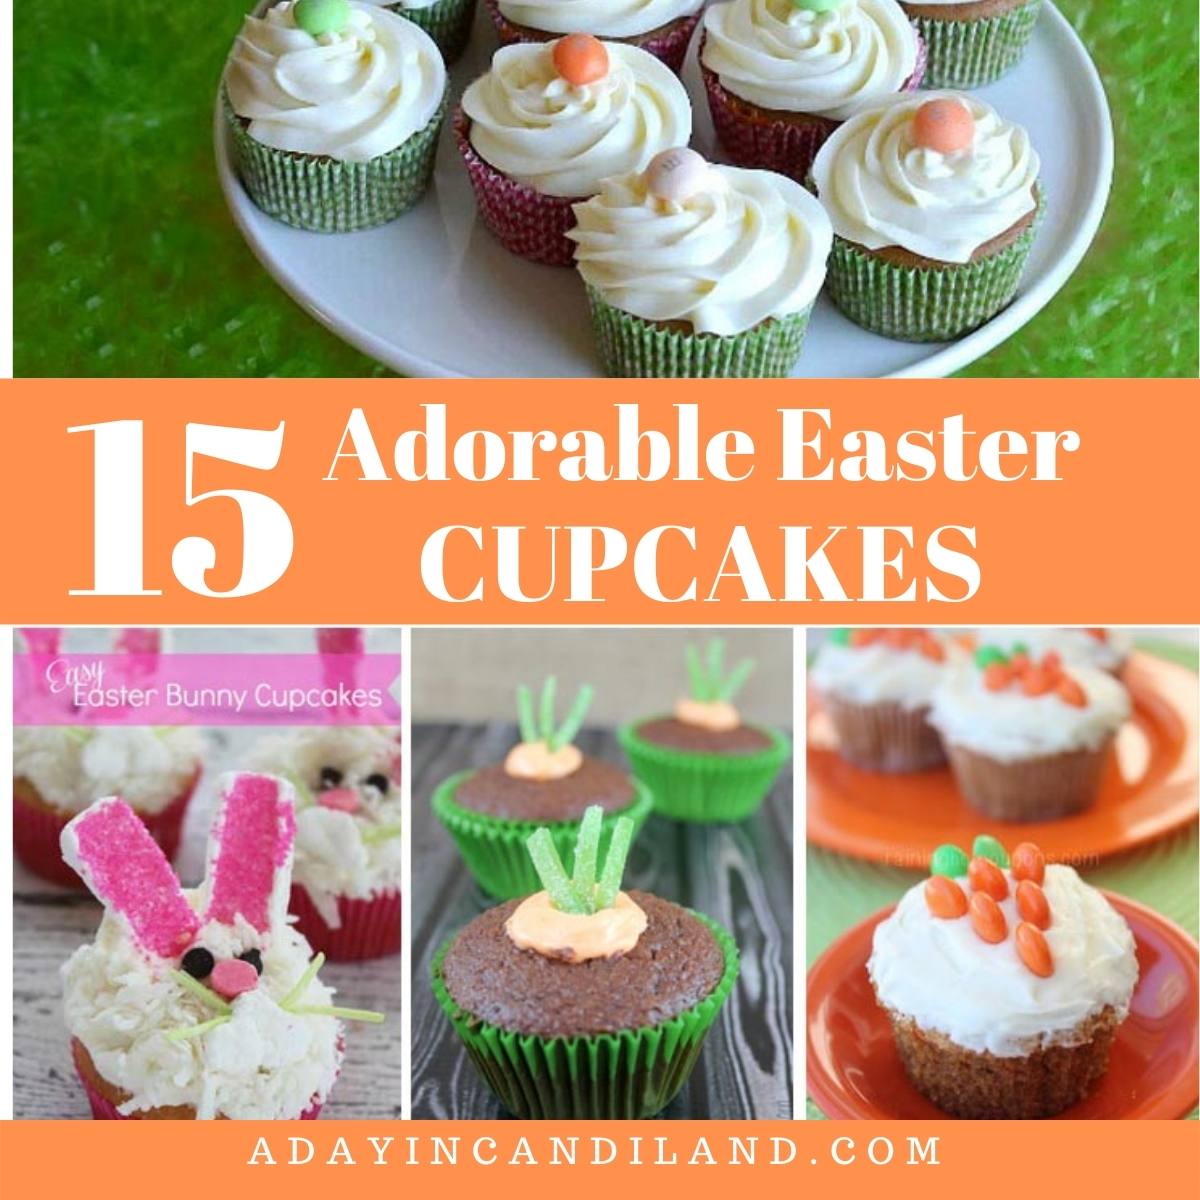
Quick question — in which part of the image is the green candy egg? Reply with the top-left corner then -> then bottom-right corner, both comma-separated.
791,0 -> 844,11
974,644 -> 1008,670
293,0 -> 351,37
828,628 -> 851,646
930,844 -> 968,878
972,834 -> 1009,868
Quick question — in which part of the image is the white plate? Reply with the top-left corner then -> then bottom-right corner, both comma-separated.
215,2 -> 1112,378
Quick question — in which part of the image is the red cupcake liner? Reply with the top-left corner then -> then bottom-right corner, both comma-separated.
289,883 -> 402,961
483,0 -> 701,73
13,768 -> 199,888
454,107 -> 582,266
701,29 -> 926,185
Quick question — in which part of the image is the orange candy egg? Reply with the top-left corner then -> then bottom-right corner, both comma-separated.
1015,921 -> 1054,977
1056,676 -> 1087,707
968,855 -> 1009,901
924,875 -> 969,919
1010,841 -> 1045,885
1016,880 -> 1051,929
552,34 -> 609,86
983,662 -> 1012,691
969,892 -> 1007,943
911,98 -> 975,154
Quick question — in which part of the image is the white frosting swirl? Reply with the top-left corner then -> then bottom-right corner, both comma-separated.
224,1 -> 446,162
462,41 -> 692,197
498,0 -> 704,38
869,864 -> 1138,1057
982,628 -> 1134,674
811,90 -> 1039,263
570,163 -> 832,334
810,637 -> 957,709
928,661 -> 1130,760
702,0 -> 918,121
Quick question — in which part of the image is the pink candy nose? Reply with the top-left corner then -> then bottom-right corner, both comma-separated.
318,787 -> 361,814
210,958 -> 260,999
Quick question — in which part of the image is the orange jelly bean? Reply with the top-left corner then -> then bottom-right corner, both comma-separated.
1016,921 -> 1054,977
1016,880 -> 1051,929
983,662 -> 1011,691
919,634 -> 945,662
968,855 -> 1009,900
1010,652 -> 1030,674
1010,841 -> 1045,884
969,892 -> 1007,943
1042,650 -> 1062,673
850,629 -> 880,648
552,34 -> 609,86
1021,666 -> 1054,696
1056,676 -> 1087,707
924,875 -> 969,919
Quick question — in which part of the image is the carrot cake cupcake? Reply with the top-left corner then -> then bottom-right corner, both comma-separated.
432,806 -> 739,1117
983,628 -> 1134,678
900,0 -> 1041,88
929,644 -> 1130,821
701,0 -> 924,184
810,629 -> 951,772
811,91 -> 1040,341
868,835 -> 1137,1117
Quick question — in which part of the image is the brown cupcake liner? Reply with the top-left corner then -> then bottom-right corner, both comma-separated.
823,696 -> 945,773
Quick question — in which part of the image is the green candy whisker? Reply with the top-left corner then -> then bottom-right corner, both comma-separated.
361,823 -> 403,845
289,1004 -> 385,1023
171,970 -> 232,1014
281,952 -> 326,1009
165,1014 -> 231,1042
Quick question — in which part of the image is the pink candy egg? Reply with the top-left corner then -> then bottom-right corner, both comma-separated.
319,786 -> 362,814
552,34 -> 609,86
210,958 -> 260,999
645,147 -> 709,202
911,99 -> 974,154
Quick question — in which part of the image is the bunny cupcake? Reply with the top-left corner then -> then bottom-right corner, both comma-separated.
61,774 -> 382,1119
252,727 -> 403,960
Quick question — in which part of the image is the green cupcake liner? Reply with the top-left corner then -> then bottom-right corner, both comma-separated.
387,0 -> 478,64
911,0 -> 1042,89
222,86 -> 447,232
431,770 -> 655,900
824,195 -> 1043,342
584,285 -> 813,378
430,910 -> 740,1118
618,720 -> 791,823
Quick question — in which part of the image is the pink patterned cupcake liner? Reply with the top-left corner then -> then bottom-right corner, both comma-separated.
288,883 -> 402,961
701,29 -> 926,186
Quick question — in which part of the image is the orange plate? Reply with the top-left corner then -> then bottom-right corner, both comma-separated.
807,891 -> 1200,1119
806,653 -> 1199,866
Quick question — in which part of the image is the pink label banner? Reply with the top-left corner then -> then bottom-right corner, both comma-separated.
14,653 -> 401,725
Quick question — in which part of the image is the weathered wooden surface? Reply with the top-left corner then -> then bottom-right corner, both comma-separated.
411,722 -> 794,1120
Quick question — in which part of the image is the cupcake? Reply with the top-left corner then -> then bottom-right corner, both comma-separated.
223,0 -> 448,232
381,0 -> 479,62
61,774 -> 383,1119
701,0 -> 924,185
929,645 -> 1130,821
810,629 -> 951,772
252,727 -> 402,961
14,727 -> 203,887
983,628 -> 1133,678
619,639 -> 790,822
868,835 -> 1137,1117
901,0 -> 1041,88
486,0 -> 705,72
811,92 -> 1041,341
431,806 -> 739,1117
570,148 -> 831,376
432,679 -> 653,898
457,36 -> 691,266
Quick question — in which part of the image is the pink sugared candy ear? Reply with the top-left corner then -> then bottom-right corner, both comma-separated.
203,773 -> 296,934
61,797 -> 199,959
317,627 -> 364,655
21,628 -> 62,656
911,98 -> 975,154
113,628 -> 161,656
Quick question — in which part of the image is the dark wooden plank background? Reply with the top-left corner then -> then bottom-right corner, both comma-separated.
411,721 -> 794,1120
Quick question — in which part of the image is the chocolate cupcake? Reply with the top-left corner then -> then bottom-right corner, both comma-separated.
432,678 -> 653,898
431,807 -> 739,1118
619,640 -> 790,822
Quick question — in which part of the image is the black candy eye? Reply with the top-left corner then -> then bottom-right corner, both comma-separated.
364,773 -> 390,794
237,948 -> 264,975
319,766 -> 343,790
181,947 -> 215,979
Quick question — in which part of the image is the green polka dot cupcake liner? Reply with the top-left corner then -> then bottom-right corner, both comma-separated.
911,0 -> 1042,89
430,911 -> 739,1119
387,0 -> 478,64
430,769 -> 654,900
618,721 -> 791,823
222,87 -> 447,233
584,286 -> 814,378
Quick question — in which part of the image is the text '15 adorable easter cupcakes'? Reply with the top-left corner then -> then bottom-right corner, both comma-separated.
570,148 -> 832,376
810,629 -> 951,772
432,679 -> 653,898
900,0 -> 1041,88
868,836 -> 1137,1117
457,36 -> 691,265
432,806 -> 740,1117
929,645 -> 1131,821
811,92 -> 1041,341
701,0 -> 925,185
223,0 -> 447,232
620,640 -> 790,822
61,774 -> 383,1119
383,0 -> 479,63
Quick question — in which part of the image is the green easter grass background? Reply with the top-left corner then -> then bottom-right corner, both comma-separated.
13,1 -> 1199,376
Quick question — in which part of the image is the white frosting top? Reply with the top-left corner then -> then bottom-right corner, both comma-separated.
224,1 -> 445,162
498,0 -> 704,39
929,662 -> 1130,760
702,0 -> 918,121
570,163 -> 831,334
810,638 -> 954,710
983,628 -> 1134,674
462,40 -> 692,198
14,727 -> 203,815
62,899 -> 343,1119
810,90 -> 1039,263
869,864 -> 1138,1056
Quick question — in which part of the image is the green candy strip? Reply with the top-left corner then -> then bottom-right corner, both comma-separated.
516,684 -> 538,744
685,645 -> 708,701
527,828 -> 586,913
571,805 -> 603,906
595,815 -> 635,911
551,684 -> 594,751
973,834 -> 1010,868
281,952 -> 326,1009
538,676 -> 558,742
706,639 -> 726,697
294,1004 -> 385,1024
685,638 -> 756,703
165,1014 -> 231,1042
171,970 -> 232,1015
718,659 -> 755,702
